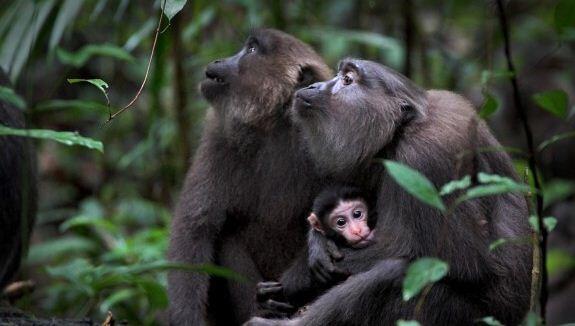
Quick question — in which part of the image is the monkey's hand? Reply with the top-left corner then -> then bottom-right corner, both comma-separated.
308,232 -> 348,284
257,282 -> 297,318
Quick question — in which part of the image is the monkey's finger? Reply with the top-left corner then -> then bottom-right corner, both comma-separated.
265,299 -> 295,313
258,285 -> 283,295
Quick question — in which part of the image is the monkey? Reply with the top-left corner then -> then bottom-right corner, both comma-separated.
256,186 -> 381,315
167,29 -> 333,325
0,69 -> 37,291
307,186 -> 375,250
243,59 -> 532,326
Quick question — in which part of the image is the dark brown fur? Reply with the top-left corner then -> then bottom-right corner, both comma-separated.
0,70 -> 37,290
167,29 -> 332,325
247,59 -> 532,325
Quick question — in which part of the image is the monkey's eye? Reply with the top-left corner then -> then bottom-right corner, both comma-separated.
336,218 -> 347,227
247,43 -> 257,53
343,74 -> 353,86
352,210 -> 362,219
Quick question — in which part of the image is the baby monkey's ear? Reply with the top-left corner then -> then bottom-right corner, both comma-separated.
307,213 -> 324,234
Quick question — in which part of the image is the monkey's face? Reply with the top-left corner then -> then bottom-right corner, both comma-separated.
326,200 -> 374,248
200,29 -> 331,126
291,59 -> 427,174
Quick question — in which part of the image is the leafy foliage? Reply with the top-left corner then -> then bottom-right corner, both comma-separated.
402,258 -> 449,301
0,125 -> 103,152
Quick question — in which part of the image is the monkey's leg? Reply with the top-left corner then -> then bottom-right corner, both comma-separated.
214,235 -> 262,324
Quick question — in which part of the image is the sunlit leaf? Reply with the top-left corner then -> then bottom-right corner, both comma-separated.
477,316 -> 503,326
163,0 -> 188,21
456,173 -> 530,204
67,78 -> 110,108
402,258 -> 448,301
533,90 -> 569,119
397,320 -> 421,326
522,311 -> 541,326
383,160 -> 445,211
543,216 -> 557,232
479,92 -> 499,119
0,85 -> 26,109
0,125 -> 103,152
489,238 -> 508,251
440,175 -> 471,196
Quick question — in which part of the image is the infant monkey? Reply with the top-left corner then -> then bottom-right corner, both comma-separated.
308,186 -> 375,249
257,186 -> 376,316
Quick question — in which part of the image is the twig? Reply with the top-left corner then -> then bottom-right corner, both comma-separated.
494,0 -> 547,321
106,0 -> 167,123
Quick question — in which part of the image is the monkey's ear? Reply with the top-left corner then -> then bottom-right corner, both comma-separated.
399,99 -> 417,125
307,213 -> 324,234
297,66 -> 319,89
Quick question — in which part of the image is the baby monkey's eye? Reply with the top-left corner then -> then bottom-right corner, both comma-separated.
247,46 -> 256,53
343,74 -> 353,86
352,210 -> 362,219
336,218 -> 347,227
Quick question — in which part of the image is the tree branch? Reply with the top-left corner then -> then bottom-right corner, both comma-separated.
494,0 -> 547,321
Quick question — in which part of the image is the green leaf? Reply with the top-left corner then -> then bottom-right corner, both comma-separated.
533,90 -> 569,119
479,93 -> 499,119
538,131 -> 575,152
489,238 -> 508,251
163,0 -> 188,21
543,216 -> 558,232
397,320 -> 421,326
455,173 -> 530,204
0,85 -> 26,109
477,316 -> 504,326
27,236 -> 97,264
529,215 -> 557,233
60,216 -> 119,233
383,160 -> 446,211
522,311 -> 541,326
68,78 -> 109,96
100,289 -> 138,314
402,258 -> 448,301
440,175 -> 471,196
480,69 -> 514,85
57,44 -> 134,67
542,179 -> 575,208
0,124 -> 103,152
67,78 -> 110,108
138,280 -> 168,310
555,0 -> 575,36
547,249 -> 575,276
529,215 -> 539,232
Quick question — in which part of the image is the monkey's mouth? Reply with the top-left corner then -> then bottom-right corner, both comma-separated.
204,70 -> 226,84
350,230 -> 376,248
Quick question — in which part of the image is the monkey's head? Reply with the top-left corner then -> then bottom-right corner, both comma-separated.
200,29 -> 331,126
291,59 -> 427,175
309,186 -> 374,249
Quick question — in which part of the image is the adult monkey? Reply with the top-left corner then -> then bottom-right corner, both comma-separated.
167,29 -> 332,325
0,69 -> 37,291
246,59 -> 532,325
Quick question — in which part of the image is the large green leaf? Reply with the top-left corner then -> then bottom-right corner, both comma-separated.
533,90 -> 569,119
0,124 -> 103,152
163,0 -> 188,21
383,160 -> 445,211
479,92 -> 499,119
402,258 -> 448,301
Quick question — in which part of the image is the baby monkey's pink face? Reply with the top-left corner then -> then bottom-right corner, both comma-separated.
328,200 -> 374,248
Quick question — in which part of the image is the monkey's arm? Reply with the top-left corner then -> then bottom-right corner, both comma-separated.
167,147 -> 226,326
307,229 -> 347,284
258,230 -> 347,312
